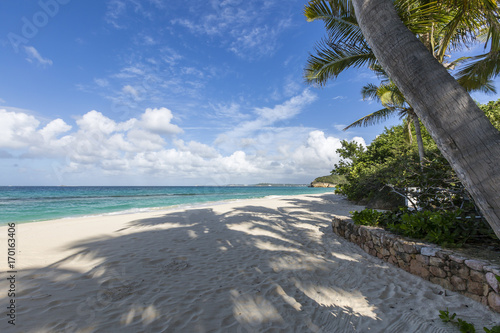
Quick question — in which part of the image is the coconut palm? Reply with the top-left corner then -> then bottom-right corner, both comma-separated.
305,0 -> 496,167
344,69 -> 427,166
349,0 -> 500,237
304,0 -> 500,237
304,0 -> 499,89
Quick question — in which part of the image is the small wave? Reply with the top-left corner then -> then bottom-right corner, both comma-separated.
0,193 -> 200,202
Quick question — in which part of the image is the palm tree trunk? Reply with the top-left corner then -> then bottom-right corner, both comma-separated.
406,117 -> 413,145
409,109 -> 425,167
351,0 -> 500,238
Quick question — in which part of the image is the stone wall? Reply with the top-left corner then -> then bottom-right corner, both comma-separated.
332,217 -> 500,313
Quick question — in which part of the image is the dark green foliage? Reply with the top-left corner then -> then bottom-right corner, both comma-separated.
350,209 -> 385,226
351,207 -> 496,247
332,126 -> 411,209
457,319 -> 477,333
439,309 -> 475,332
333,100 -> 500,243
334,99 -> 500,211
439,309 -> 456,323
388,210 -> 464,247
439,309 -> 500,333
312,174 -> 347,184
479,99 -> 500,130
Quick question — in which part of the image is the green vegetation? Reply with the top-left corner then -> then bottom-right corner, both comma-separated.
311,174 -> 347,185
439,308 -> 500,333
304,0 -> 500,241
339,99 -> 500,246
351,208 -> 495,247
480,99 -> 500,130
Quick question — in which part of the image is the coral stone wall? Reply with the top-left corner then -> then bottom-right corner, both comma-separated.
332,217 -> 500,313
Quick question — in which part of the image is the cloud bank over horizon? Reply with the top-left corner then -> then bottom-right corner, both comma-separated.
0,91 -> 365,186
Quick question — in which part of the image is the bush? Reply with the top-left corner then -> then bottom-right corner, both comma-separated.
350,209 -> 385,226
351,208 -> 496,247
387,210 -> 465,247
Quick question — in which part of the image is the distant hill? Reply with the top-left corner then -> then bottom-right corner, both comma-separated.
309,175 -> 347,187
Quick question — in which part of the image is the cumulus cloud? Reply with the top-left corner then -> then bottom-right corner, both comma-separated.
139,107 -> 183,134
0,109 -> 40,148
39,119 -> 72,142
2,101 -> 366,184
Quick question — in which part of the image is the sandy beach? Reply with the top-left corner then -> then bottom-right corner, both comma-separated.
1,193 -> 499,332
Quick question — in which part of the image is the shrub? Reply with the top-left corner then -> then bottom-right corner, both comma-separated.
350,209 -> 385,226
351,208 -> 496,247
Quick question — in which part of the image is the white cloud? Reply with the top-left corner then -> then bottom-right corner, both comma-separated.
216,89 -> 317,146
139,107 -> 183,134
2,100 -> 366,184
24,46 -> 53,67
172,1 -> 291,58
76,110 -> 119,134
39,119 -> 72,141
126,129 -> 165,151
105,0 -> 127,29
174,139 -> 220,159
94,78 -> 109,87
0,109 -> 40,148
289,131 -> 343,170
210,102 -> 248,122
255,90 -> 316,122
122,85 -> 140,99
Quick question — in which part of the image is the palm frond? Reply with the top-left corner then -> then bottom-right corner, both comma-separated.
343,108 -> 396,130
434,0 -> 498,59
395,0 -> 450,36
456,51 -> 500,91
376,83 -> 407,108
361,83 -> 379,101
368,64 -> 390,82
304,38 -> 376,85
304,0 -> 364,47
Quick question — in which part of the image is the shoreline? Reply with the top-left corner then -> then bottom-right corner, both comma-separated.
1,193 -> 499,332
1,193 -> 328,227
0,186 -> 335,226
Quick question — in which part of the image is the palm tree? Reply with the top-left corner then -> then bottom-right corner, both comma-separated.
349,0 -> 500,238
344,65 -> 427,166
304,0 -> 500,237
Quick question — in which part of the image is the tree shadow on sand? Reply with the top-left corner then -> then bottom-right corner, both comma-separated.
1,194 -> 488,332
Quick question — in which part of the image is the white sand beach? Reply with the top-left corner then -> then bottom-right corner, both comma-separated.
1,193 -> 499,332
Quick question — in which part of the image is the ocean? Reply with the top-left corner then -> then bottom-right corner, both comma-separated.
0,186 -> 335,225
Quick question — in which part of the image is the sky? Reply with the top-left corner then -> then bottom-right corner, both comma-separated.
1,0 -> 499,186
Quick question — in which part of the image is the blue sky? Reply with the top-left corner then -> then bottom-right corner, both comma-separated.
1,0 -> 498,186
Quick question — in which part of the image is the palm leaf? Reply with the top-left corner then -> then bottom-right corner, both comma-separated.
343,108 -> 396,130
456,51 -> 500,92
304,0 -> 364,47
361,83 -> 379,101
305,38 -> 376,85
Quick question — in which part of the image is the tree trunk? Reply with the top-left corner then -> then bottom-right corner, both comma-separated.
409,109 -> 425,167
351,0 -> 500,238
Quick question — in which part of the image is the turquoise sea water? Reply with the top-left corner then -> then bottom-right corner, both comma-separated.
0,186 -> 335,225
